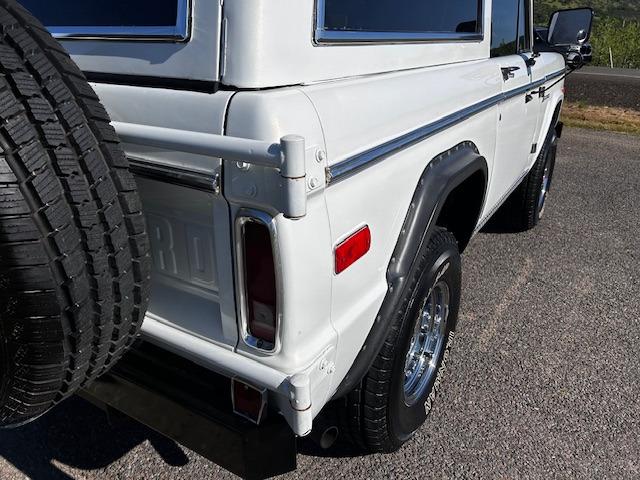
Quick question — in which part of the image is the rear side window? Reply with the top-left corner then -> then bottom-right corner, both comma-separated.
21,0 -> 189,40
318,0 -> 483,42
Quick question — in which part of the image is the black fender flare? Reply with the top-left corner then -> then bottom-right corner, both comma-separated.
332,141 -> 487,399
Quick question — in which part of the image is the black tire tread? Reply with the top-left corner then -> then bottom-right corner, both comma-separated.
0,0 -> 150,427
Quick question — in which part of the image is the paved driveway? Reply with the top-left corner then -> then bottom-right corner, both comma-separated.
0,128 -> 638,479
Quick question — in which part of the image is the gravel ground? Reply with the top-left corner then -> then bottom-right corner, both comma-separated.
0,128 -> 639,479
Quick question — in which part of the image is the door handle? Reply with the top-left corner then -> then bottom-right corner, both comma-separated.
501,66 -> 521,81
526,86 -> 547,103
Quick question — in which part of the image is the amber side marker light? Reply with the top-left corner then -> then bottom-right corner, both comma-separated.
335,226 -> 371,274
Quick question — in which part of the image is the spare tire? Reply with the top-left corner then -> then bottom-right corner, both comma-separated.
0,1 -> 151,427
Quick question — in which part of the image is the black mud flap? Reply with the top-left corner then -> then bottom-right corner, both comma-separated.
79,342 -> 297,480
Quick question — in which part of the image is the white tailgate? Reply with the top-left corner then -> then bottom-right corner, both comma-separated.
93,83 -> 239,349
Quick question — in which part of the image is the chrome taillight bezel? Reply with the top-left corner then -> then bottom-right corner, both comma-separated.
234,209 -> 283,354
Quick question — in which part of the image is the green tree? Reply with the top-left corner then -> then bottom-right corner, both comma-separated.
591,17 -> 640,68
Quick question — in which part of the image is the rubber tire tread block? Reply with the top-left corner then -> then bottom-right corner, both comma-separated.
0,0 -> 150,427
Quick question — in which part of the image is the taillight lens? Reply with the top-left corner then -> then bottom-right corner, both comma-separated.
242,221 -> 277,346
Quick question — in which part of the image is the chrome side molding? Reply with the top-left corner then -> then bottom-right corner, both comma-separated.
326,69 -> 567,184
128,157 -> 220,193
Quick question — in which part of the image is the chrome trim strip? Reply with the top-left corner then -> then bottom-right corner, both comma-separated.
128,157 -> 218,193
314,0 -> 484,45
327,68 -> 567,183
316,31 -> 484,44
48,0 -> 190,41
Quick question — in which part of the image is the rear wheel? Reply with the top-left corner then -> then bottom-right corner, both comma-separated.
0,0 -> 151,427
333,228 -> 461,453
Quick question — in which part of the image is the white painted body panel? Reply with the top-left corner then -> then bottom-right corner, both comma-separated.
301,62 -> 500,389
224,90 -> 338,422
222,0 -> 492,89
531,55 -> 568,159
60,0 -> 221,81
490,56 -> 538,210
92,83 -> 240,351
56,0 -> 567,436
217,53 -> 564,428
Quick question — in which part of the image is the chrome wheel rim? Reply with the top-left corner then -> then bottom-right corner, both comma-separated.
538,159 -> 551,219
403,281 -> 450,405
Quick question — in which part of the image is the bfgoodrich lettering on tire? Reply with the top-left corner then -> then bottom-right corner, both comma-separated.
333,227 -> 461,453
0,0 -> 150,427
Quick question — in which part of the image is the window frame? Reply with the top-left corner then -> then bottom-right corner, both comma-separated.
516,0 -> 534,54
43,0 -> 190,42
314,0 -> 485,45
490,0 -> 533,58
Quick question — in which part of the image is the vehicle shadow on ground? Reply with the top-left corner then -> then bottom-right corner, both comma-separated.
297,439 -> 367,459
0,395 -> 371,478
0,396 -> 189,479
480,214 -> 528,234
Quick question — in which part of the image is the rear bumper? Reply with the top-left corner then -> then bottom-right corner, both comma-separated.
80,342 -> 297,480
141,315 -> 318,436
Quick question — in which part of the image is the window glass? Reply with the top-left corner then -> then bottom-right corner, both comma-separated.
322,0 -> 482,35
20,0 -> 179,27
517,0 -> 529,51
491,0 -> 519,57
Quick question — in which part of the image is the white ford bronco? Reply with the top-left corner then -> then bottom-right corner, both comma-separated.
0,0 -> 592,477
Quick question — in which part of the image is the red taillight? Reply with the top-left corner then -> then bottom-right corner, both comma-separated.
242,221 -> 277,346
335,226 -> 371,274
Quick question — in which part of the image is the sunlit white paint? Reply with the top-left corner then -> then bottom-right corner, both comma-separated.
80,0 -> 565,436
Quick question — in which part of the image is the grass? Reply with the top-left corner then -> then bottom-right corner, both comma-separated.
561,102 -> 640,135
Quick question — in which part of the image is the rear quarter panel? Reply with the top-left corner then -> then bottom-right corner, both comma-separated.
302,61 -> 502,393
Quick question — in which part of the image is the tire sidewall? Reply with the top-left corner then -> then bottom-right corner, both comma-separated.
388,240 -> 461,443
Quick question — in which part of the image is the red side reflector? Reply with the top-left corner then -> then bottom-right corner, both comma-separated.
232,378 -> 267,425
335,226 -> 371,274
